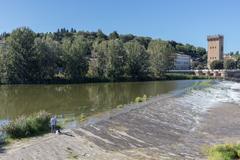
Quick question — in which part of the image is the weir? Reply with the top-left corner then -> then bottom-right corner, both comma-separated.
1,81 -> 240,160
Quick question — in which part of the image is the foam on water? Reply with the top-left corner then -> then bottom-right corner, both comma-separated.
183,81 -> 240,110
174,80 -> 240,131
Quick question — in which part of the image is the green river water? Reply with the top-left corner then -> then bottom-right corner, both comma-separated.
0,80 -> 202,127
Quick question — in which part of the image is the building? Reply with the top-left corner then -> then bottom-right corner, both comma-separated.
174,53 -> 191,70
207,35 -> 224,68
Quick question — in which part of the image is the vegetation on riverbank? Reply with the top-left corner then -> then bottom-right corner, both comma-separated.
210,57 -> 240,70
206,144 -> 240,160
0,27 -> 207,84
193,80 -> 213,87
135,95 -> 147,103
2,111 -> 52,139
165,73 -> 211,80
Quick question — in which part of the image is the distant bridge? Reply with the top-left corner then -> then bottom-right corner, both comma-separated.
168,69 -> 240,80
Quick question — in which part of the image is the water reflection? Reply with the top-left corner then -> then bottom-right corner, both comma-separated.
0,80 -> 199,120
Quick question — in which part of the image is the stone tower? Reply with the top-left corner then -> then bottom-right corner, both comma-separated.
207,35 -> 224,68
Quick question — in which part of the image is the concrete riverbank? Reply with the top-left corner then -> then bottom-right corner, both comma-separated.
1,88 -> 240,160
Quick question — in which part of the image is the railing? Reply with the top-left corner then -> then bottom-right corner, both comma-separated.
168,69 -> 240,78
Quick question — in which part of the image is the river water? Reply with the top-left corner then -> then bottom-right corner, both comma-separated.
0,80 -> 201,123
1,80 -> 240,159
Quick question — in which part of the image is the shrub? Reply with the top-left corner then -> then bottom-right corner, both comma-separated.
2,111 -> 51,138
207,144 -> 240,160
210,60 -> 224,70
224,59 -> 236,69
165,73 -> 210,80
135,95 -> 147,103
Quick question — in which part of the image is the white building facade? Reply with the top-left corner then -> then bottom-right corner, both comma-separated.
174,53 -> 191,70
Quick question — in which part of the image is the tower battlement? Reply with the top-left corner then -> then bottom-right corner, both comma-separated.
207,35 -> 224,41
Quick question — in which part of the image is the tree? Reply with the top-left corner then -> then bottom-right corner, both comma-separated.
147,40 -> 175,77
5,27 -> 36,83
0,32 -> 10,39
175,44 -> 187,53
196,47 -> 207,56
90,40 -> 127,80
224,59 -> 236,70
62,36 -> 90,81
210,60 -> 224,70
134,37 -> 152,49
88,41 -> 108,79
120,34 -> 135,43
0,48 -> 6,83
0,27 -> 210,84
106,39 -> 127,80
192,61 -> 205,70
236,57 -> 240,69
96,29 -> 107,40
124,41 -> 150,79
34,37 -> 61,81
109,31 -> 119,40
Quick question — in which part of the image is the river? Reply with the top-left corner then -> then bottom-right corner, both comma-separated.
0,80 -> 201,127
1,80 -> 240,159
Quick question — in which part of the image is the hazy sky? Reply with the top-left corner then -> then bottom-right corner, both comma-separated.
0,0 -> 239,52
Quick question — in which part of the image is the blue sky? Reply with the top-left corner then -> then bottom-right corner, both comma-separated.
0,0 -> 239,52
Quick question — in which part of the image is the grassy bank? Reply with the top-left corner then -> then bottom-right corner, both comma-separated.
0,73 -> 210,85
165,73 -> 211,80
206,144 -> 240,160
1,111 -> 52,139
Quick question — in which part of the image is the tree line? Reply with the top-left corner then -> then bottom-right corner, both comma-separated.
0,27 -> 207,84
210,56 -> 240,70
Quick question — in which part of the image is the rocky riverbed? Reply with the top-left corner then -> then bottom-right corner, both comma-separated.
1,81 -> 240,160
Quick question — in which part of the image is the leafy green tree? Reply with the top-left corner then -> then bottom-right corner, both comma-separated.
196,47 -> 207,56
5,27 -> 36,83
0,27 -> 209,84
147,40 -> 175,77
88,40 -> 126,80
124,41 -> 149,79
175,44 -> 187,53
201,54 -> 208,63
96,29 -> 107,40
62,36 -> 90,81
0,48 -> 6,83
120,34 -> 135,43
109,31 -> 119,40
0,32 -> 10,39
236,57 -> 240,69
134,37 -> 152,49
224,59 -> 236,69
106,39 -> 127,80
192,61 -> 205,70
210,60 -> 224,70
88,41 -> 108,79
34,37 -> 61,81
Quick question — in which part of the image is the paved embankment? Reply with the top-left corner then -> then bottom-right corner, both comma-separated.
1,94 -> 240,160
